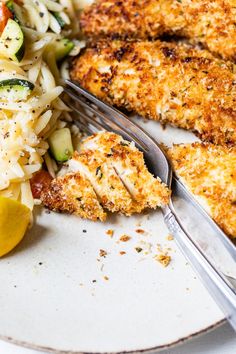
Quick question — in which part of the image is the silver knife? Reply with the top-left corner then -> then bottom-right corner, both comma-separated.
162,176 -> 236,328
171,176 -> 236,280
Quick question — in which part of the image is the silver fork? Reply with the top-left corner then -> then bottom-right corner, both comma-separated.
65,79 -> 236,331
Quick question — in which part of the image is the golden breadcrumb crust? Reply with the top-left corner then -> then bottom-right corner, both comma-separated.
41,172 -> 107,221
168,143 -> 236,238
80,0 -> 236,61
71,40 -> 236,145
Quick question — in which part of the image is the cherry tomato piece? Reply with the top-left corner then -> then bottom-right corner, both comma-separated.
0,3 -> 13,33
30,170 -> 53,199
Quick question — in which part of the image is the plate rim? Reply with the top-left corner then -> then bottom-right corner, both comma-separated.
0,318 -> 225,354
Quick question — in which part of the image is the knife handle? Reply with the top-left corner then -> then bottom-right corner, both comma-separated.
163,208 -> 236,331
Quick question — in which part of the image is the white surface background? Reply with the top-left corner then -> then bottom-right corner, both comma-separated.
0,323 -> 235,354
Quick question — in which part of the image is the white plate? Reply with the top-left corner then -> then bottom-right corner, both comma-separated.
0,119 -> 224,353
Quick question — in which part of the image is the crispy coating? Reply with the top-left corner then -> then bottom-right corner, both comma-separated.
80,0 -> 236,61
71,40 -> 236,145
168,143 -> 236,238
79,131 -> 170,209
41,172 -> 107,221
69,150 -> 137,215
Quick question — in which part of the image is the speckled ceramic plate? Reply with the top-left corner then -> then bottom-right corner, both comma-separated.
0,120 -> 224,353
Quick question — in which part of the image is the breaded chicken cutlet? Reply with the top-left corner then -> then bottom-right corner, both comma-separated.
168,143 -> 236,239
80,0 -> 236,61
70,40 -> 236,145
41,131 -> 170,220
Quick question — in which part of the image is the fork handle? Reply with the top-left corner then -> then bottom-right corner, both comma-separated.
163,208 -> 236,331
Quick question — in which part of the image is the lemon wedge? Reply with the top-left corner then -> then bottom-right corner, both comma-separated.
0,197 -> 31,257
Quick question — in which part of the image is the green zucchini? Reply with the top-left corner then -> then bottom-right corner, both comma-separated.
5,0 -> 18,22
54,38 -> 74,61
5,0 -> 14,13
0,19 -> 24,62
49,128 -> 74,162
0,79 -> 34,101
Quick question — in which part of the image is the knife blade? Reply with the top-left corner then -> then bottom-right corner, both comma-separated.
169,176 -> 236,284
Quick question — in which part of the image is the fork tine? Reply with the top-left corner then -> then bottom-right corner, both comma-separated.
73,117 -> 95,135
75,119 -> 94,135
67,100 -> 106,133
64,87 -> 148,152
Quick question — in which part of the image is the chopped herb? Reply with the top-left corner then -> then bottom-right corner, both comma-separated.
120,141 -> 129,146
3,132 -> 10,139
96,166 -> 101,175
96,166 -> 103,179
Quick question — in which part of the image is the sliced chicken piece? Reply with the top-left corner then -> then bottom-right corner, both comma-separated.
41,131 -> 170,220
41,172 -> 106,221
80,131 -> 170,209
69,149 -> 139,215
168,143 -> 236,238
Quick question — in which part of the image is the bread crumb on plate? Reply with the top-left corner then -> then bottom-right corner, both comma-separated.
155,254 -> 171,267
106,229 -> 114,237
120,234 -> 132,242
99,249 -> 107,258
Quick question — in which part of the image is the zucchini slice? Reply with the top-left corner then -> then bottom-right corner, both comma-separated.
49,128 -> 74,162
55,38 -> 74,61
0,19 -> 24,62
0,79 -> 34,101
6,0 -> 19,22
5,0 -> 14,13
